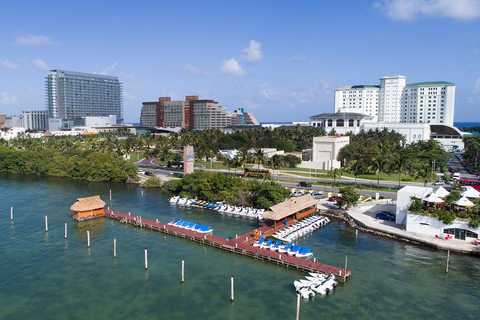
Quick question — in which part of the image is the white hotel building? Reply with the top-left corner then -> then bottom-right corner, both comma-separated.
311,75 -> 465,151
334,75 -> 455,126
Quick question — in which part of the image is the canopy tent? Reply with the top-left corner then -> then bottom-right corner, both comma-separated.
434,186 -> 450,198
422,193 -> 444,203
454,196 -> 474,207
461,186 -> 480,199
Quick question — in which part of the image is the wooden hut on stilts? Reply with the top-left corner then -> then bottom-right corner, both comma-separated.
70,195 -> 106,221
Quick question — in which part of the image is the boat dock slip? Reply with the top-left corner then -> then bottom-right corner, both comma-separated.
103,209 -> 351,280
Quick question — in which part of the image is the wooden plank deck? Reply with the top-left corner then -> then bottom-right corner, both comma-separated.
103,209 -> 351,280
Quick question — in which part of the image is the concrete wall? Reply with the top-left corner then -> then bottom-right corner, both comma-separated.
396,186 -> 432,224
406,213 -> 480,241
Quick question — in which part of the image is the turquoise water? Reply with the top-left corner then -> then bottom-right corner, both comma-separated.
1,172 -> 480,319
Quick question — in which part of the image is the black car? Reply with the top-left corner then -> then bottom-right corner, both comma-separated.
145,171 -> 153,176
297,181 -> 312,188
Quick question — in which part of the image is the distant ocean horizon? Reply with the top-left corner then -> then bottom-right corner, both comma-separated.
454,122 -> 480,130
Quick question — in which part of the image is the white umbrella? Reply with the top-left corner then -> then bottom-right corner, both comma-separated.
454,196 -> 474,207
422,193 -> 444,203
461,186 -> 480,199
434,186 -> 450,198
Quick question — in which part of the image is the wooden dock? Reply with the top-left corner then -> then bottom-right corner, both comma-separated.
103,209 -> 351,280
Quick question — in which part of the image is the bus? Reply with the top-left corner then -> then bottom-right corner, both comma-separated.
456,179 -> 480,191
243,167 -> 272,179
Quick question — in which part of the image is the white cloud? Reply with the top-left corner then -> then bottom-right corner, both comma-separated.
374,0 -> 480,21
99,62 -> 118,75
285,54 -> 307,61
32,59 -> 50,71
180,62 -> 213,76
474,77 -> 480,95
15,34 -> 55,46
260,88 -> 281,101
0,92 -> 18,105
243,40 -> 263,62
221,58 -> 245,76
0,58 -> 20,69
243,100 -> 260,110
123,91 -> 136,100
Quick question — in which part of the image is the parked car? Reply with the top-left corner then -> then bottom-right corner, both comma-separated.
145,171 -> 153,176
433,180 -> 445,185
376,211 -> 396,221
446,180 -> 455,185
138,170 -> 145,174
292,191 -> 304,197
311,192 -> 325,200
297,181 -> 312,188
328,196 -> 341,202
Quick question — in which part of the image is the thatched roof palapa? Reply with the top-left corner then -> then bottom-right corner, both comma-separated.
70,195 -> 106,211
262,194 -> 317,221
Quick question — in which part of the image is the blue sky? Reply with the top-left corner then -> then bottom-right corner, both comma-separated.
1,0 -> 480,123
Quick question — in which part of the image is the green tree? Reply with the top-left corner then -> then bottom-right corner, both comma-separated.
337,186 -> 359,209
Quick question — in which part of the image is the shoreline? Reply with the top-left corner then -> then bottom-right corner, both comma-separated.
320,208 -> 480,256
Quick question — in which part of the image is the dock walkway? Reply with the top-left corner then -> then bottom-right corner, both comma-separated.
104,209 -> 351,280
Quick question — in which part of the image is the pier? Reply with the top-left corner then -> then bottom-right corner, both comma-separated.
103,208 -> 351,280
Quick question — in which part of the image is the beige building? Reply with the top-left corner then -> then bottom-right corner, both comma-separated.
309,136 -> 350,170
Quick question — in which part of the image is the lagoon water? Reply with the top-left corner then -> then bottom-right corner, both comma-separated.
1,172 -> 480,319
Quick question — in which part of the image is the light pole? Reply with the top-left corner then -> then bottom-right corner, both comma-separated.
431,159 -> 436,184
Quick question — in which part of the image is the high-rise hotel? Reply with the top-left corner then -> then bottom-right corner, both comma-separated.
334,75 -> 455,126
46,70 -> 123,123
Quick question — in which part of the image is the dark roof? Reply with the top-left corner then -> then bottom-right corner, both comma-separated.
309,112 -> 374,120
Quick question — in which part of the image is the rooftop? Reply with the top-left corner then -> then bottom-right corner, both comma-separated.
406,81 -> 454,87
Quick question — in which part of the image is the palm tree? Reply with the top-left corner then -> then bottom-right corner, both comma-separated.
327,167 -> 343,189
253,148 -> 266,170
371,154 -> 388,189
348,160 -> 365,186
391,149 -> 413,188
268,154 -> 283,177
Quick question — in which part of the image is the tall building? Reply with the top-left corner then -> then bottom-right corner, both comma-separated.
231,108 -> 260,125
46,70 -> 123,123
334,75 -> 455,125
140,96 -> 234,130
22,110 -> 48,131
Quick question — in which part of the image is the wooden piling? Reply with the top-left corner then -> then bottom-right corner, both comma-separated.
45,215 -> 48,232
296,294 -> 300,320
181,260 -> 185,283
446,250 -> 450,273
114,239 -> 117,258
109,189 -> 112,201
344,255 -> 348,281
87,230 -> 90,247
231,276 -> 234,302
145,248 -> 148,270
10,207 -> 13,221
64,222 -> 67,239
356,229 -> 358,238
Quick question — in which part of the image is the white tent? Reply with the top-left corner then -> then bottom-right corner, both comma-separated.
434,186 -> 450,198
454,196 -> 474,207
422,193 -> 444,203
461,186 -> 480,199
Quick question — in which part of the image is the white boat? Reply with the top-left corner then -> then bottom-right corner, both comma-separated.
293,281 -> 315,299
168,196 -> 180,203
177,198 -> 188,205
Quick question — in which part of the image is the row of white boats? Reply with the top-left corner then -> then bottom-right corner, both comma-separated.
272,216 -> 330,243
294,273 -> 338,298
168,196 -> 265,220
252,238 -> 313,258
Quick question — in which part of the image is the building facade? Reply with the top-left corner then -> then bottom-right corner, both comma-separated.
46,70 -> 123,123
334,75 -> 455,126
140,96 -> 236,130
21,110 -> 48,131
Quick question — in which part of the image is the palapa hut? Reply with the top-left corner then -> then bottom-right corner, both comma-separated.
422,193 -> 444,210
462,186 -> 480,199
454,196 -> 474,209
70,195 -> 106,221
434,186 -> 450,198
262,194 -> 317,230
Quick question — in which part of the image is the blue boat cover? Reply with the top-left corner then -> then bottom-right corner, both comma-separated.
290,245 -> 302,252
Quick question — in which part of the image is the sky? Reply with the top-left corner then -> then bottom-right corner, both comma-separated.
1,0 -> 480,124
